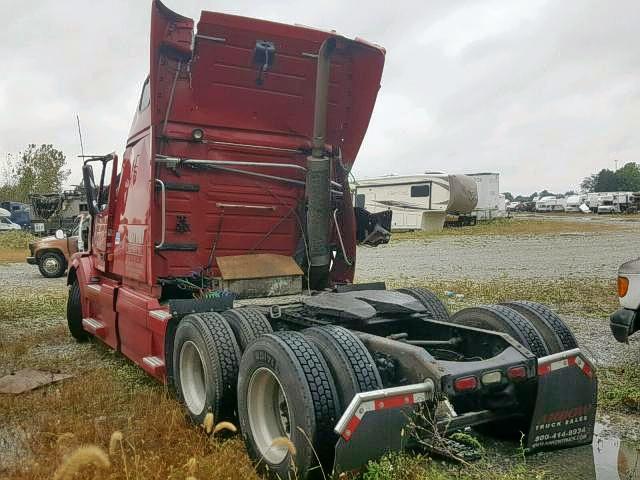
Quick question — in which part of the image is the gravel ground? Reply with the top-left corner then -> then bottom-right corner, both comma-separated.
0,262 -> 66,292
356,230 -> 638,281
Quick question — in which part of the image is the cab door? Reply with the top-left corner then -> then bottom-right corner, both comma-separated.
81,155 -> 120,349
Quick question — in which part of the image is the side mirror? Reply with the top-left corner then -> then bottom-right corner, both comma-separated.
55,229 -> 66,240
82,164 -> 99,215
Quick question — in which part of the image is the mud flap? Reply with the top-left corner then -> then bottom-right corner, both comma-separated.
332,381 -> 435,474
526,348 -> 597,451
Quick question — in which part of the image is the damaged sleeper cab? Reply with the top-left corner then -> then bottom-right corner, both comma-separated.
65,1 -> 597,478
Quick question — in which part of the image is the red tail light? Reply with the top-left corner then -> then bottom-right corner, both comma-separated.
507,366 -> 527,380
454,376 -> 477,392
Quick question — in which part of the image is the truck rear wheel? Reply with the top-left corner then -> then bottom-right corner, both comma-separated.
66,279 -> 88,342
38,251 -> 66,278
304,325 -> 383,412
238,331 -> 339,478
173,313 -> 241,424
222,308 -> 272,352
501,301 -> 578,353
450,305 -> 549,357
396,287 -> 449,321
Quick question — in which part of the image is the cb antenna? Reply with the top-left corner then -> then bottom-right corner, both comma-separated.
76,114 -> 85,158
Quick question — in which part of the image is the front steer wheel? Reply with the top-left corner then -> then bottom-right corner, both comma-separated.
38,251 -> 66,278
238,331 -> 339,479
66,280 -> 88,342
173,313 -> 241,424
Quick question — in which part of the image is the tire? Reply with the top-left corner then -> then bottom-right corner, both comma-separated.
396,287 -> 450,321
304,325 -> 383,411
173,312 -> 241,424
222,308 -> 273,352
501,301 -> 578,353
66,280 -> 88,342
238,331 -> 339,478
38,251 -> 66,278
449,305 -> 549,357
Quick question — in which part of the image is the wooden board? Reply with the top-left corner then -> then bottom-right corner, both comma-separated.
217,253 -> 303,280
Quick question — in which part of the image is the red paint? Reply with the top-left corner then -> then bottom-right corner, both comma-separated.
342,415 -> 362,441
70,0 -> 385,382
374,394 -> 414,410
507,365 -> 527,380
453,376 -> 478,392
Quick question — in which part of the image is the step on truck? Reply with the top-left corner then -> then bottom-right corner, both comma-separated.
67,1 -> 597,477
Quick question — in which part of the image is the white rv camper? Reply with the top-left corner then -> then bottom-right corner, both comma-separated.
586,193 -> 600,213
565,194 -> 586,212
466,172 -> 506,220
535,196 -> 566,212
354,174 -> 478,232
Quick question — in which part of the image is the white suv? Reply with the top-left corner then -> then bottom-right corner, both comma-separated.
611,258 -> 640,342
0,216 -> 21,231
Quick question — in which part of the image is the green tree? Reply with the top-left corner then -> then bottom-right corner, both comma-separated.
615,162 -> 640,191
581,163 -> 640,192
0,144 -> 69,203
502,192 -> 514,201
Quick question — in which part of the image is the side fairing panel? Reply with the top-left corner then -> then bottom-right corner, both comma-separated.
111,134 -> 154,285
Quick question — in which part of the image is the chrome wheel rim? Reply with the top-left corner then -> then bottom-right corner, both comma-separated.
247,367 -> 292,464
179,340 -> 207,416
43,257 -> 60,274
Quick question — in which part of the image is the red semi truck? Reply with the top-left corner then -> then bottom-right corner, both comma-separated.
67,2 -> 597,477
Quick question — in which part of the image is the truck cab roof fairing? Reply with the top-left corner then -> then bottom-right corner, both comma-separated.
148,0 -> 385,168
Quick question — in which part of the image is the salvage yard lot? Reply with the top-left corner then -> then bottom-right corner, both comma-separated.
1,215 -> 639,479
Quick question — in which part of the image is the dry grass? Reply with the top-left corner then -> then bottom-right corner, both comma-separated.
0,286 -> 259,480
0,231 -> 34,263
0,369 -> 260,480
392,217 -> 633,241
0,248 -> 29,263
388,277 -> 617,318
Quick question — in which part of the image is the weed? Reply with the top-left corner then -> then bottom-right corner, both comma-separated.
599,365 -> 640,412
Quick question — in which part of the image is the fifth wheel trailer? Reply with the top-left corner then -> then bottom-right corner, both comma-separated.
353,173 -> 478,232
65,2 -> 597,478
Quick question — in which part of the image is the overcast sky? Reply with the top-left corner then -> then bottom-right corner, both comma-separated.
1,0 -> 638,195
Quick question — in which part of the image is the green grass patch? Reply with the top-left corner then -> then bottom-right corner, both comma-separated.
392,217 -> 629,241
387,277 -> 617,318
0,287 -> 67,321
361,452 -> 549,480
599,365 -> 640,412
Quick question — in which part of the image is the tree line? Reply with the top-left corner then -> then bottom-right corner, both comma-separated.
503,162 -> 640,202
0,144 -> 69,204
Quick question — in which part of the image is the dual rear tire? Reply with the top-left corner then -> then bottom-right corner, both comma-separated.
450,301 -> 578,357
172,311 -> 382,478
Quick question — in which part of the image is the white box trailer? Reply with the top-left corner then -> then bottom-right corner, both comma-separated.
353,174 -> 477,232
466,172 -> 506,220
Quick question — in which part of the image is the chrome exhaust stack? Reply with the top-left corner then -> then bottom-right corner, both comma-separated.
306,37 -> 337,290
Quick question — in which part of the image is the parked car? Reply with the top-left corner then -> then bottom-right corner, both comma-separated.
26,225 -> 80,278
0,207 -> 22,231
0,201 -> 32,229
610,258 -> 640,342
